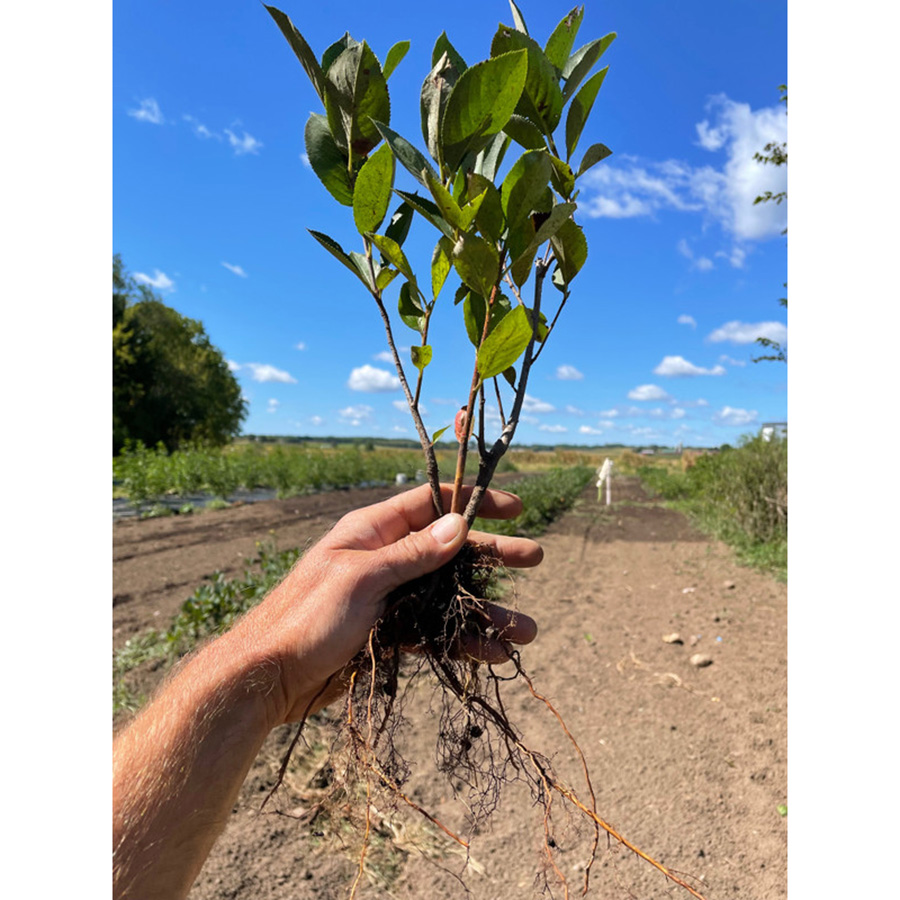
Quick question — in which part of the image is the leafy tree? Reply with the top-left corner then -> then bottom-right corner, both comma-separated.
752,85 -> 787,364
113,255 -> 247,453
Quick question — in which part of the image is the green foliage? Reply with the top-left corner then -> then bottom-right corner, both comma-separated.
636,436 -> 787,577
113,543 -> 302,714
474,466 -> 593,536
113,255 -> 247,454
265,1 -> 614,405
113,441 -> 427,508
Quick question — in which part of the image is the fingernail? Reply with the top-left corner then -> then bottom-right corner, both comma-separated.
431,513 -> 464,545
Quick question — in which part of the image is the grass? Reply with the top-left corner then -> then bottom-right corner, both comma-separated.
634,435 -> 787,579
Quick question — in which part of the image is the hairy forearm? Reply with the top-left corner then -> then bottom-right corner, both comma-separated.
112,627 -> 279,900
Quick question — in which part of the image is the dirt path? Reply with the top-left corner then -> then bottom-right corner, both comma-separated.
113,477 -> 787,899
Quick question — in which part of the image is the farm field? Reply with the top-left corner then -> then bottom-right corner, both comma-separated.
113,476 -> 787,899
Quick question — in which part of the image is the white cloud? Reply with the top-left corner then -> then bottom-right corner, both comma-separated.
300,153 -> 311,168
653,356 -> 726,377
555,364 -> 584,381
579,425 -> 604,435
224,129 -> 263,156
183,114 -> 220,140
677,238 -> 714,272
227,360 -> 240,372
245,363 -> 297,384
266,398 -> 279,413
339,404 -> 374,426
128,98 -> 163,124
522,395 -> 555,414
670,408 -> 686,419
719,354 -> 747,367
348,365 -> 401,393
565,405 -> 584,416
373,347 -> 408,363
134,269 -> 175,291
309,415 -> 324,426
708,320 -> 787,345
714,406 -> 758,427
579,94 -> 787,243
678,314 -> 697,329
599,409 -> 618,418
539,424 -> 568,433
296,341 -> 306,351
222,262 -> 248,278
627,384 -> 670,401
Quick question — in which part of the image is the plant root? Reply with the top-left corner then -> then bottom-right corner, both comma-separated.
268,543 -> 708,900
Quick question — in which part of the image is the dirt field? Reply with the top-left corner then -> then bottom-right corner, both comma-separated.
113,477 -> 787,899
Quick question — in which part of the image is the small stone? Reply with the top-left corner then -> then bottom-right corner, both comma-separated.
682,586 -> 696,594
689,634 -> 701,646
723,580 -> 736,590
662,633 -> 684,644
690,653 -> 713,668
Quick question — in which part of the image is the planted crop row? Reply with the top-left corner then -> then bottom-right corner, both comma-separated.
474,465 -> 594,536
113,441 -> 434,506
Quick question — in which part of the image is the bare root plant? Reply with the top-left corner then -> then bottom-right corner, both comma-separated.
262,3 -> 708,898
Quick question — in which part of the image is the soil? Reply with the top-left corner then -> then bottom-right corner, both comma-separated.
113,477 -> 787,900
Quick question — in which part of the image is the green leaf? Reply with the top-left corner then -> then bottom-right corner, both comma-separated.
502,366 -> 517,388
549,155 -> 576,198
576,142 -> 613,178
304,114 -> 353,206
265,6 -> 328,103
463,291 -> 511,346
440,50 -> 529,171
348,251 -> 376,291
473,132 -> 511,181
421,52 -> 459,165
565,67 -> 609,160
424,169 -> 463,231
545,6 -> 584,72
411,345 -> 432,371
431,236 -> 453,300
549,218 -> 588,285
463,292 -> 485,346
353,143 -> 395,234
398,281 -> 426,332
508,0 -> 529,34
510,240 -> 537,287
466,173 -> 504,242
491,27 -> 564,135
501,149 -> 553,229
322,33 -> 359,74
776,804 -> 788,818
325,41 -> 391,158
432,32 -> 467,74
369,233 -> 416,284
308,229 -> 371,289
394,189 -> 454,239
383,201 -> 414,248
459,190 -> 487,231
375,266 -> 399,291
524,305 -> 550,342
431,425 -> 450,443
373,122 -> 438,188
383,40 -> 410,80
452,233 -> 500,299
477,304 -> 532,380
562,34 -> 616,102
503,113 -> 546,150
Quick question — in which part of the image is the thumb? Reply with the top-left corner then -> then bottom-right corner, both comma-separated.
372,513 -> 468,593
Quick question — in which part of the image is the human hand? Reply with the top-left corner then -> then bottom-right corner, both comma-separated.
232,483 -> 542,727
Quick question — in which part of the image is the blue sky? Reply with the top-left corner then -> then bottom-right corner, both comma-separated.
113,0 -> 787,448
